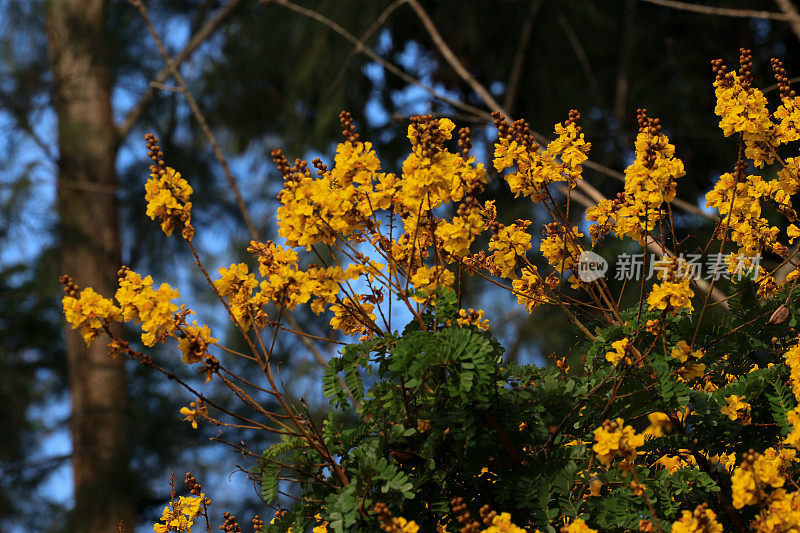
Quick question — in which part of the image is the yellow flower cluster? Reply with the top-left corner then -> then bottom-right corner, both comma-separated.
714,72 -> 776,166
277,140 -> 396,249
586,114 -> 685,244
592,418 -> 644,467
62,287 -> 122,345
398,118 -> 485,219
330,296 -> 376,336
410,265 -> 455,300
488,221 -> 532,279
213,242 -> 366,332
145,166 -> 193,238
670,504 -> 723,533
250,240 -> 347,314
647,276 -> 693,317
752,488 -> 800,532
493,114 -> 590,202
153,493 -> 205,533
511,266 -> 552,313
731,448 -> 795,509
539,225 -> 584,275
214,263 -> 260,329
436,208 -> 484,258
705,172 -> 782,257
457,308 -> 490,331
178,322 -> 217,365
116,269 -> 179,346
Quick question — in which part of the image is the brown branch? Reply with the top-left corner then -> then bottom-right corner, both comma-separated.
774,0 -> 800,40
406,0 -> 509,118
129,0 -> 259,241
265,0 -> 489,119
503,0 -> 543,114
557,14 -> 600,101
639,0 -> 790,20
615,0 -> 637,130
324,0 -> 409,102
118,0 -> 242,138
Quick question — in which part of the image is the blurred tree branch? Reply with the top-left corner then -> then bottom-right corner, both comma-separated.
640,0 -> 790,20
118,0 -> 242,138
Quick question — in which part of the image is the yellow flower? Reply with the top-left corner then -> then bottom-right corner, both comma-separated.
789,224 -> 800,244
605,338 -> 631,367
393,517 -> 420,533
644,412 -> 673,438
592,418 -> 644,467
670,340 -> 703,363
62,287 -> 122,345
561,518 -> 597,533
720,395 -> 751,425
180,401 -> 207,430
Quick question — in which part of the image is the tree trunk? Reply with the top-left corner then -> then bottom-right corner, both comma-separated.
45,0 -> 133,530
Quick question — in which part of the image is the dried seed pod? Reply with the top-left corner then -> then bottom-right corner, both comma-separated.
768,304 -> 790,325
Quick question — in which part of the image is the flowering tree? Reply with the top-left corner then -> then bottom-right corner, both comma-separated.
63,50 -> 800,532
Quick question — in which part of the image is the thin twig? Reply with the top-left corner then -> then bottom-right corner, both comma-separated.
118,0 -> 242,138
639,0 -> 790,21
129,0 -> 259,240
557,14 -> 600,101
774,0 -> 800,41
503,0 -> 543,114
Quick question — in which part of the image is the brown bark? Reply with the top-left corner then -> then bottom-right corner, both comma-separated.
45,0 -> 133,530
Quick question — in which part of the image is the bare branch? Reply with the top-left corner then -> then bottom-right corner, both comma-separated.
129,0 -> 259,241
639,0 -> 790,20
117,0 -> 242,138
325,0 -> 409,102
774,0 -> 800,40
504,0 -> 543,114
265,0 -> 490,119
557,14 -> 600,101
